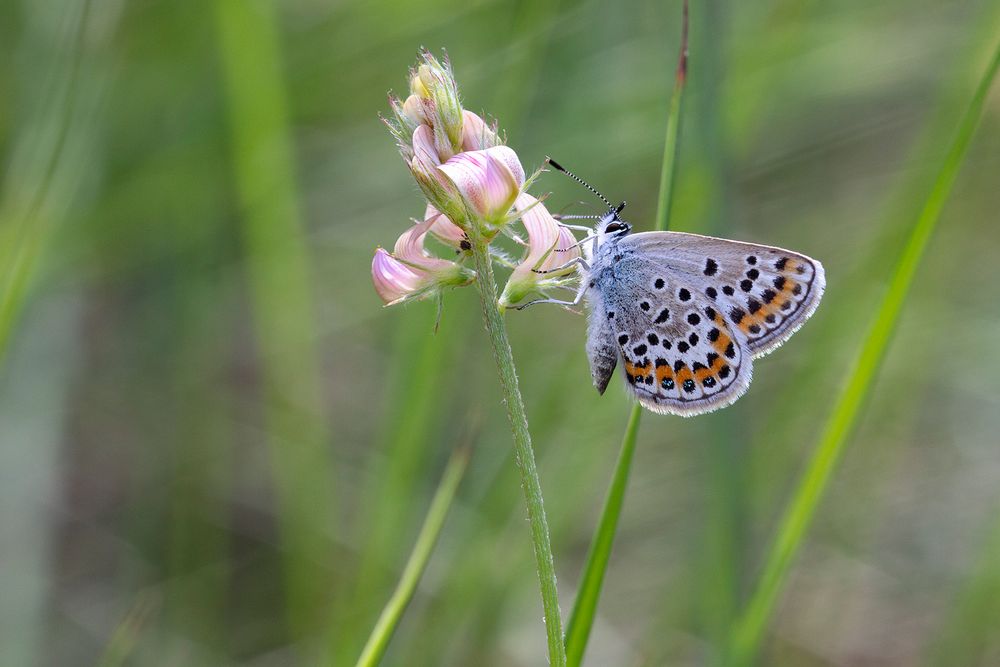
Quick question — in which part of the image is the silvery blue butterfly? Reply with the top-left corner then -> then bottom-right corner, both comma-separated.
523,159 -> 825,417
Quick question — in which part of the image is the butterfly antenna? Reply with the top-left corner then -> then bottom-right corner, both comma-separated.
546,157 -> 615,211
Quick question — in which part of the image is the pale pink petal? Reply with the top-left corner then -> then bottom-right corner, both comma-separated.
437,146 -> 524,222
436,151 -> 487,208
518,195 -> 559,267
515,193 -> 579,272
461,110 -> 497,151
482,153 -> 519,214
488,145 -> 526,186
498,195 -> 581,308
407,125 -> 464,218
548,226 -> 580,270
372,247 -> 426,305
392,215 -> 455,272
402,94 -> 428,126
412,125 -> 440,166
425,204 -> 466,247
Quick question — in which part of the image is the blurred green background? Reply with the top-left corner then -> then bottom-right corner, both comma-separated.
2,0 -> 1000,665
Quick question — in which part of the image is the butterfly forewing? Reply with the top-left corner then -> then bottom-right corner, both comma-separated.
623,231 -> 826,357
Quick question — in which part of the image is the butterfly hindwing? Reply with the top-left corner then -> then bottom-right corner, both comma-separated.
622,231 -> 825,357
594,258 -> 753,416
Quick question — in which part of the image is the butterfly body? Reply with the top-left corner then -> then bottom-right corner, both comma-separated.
579,215 -> 825,416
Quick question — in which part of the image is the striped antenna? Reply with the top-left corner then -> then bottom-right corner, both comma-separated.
546,157 -> 615,210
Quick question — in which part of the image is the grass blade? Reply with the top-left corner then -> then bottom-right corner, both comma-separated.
215,0 -> 335,648
653,0 -> 689,236
563,4 -> 688,664
354,447 -> 470,667
727,38 -> 1000,667
94,591 -> 160,667
924,506 -> 1000,666
564,405 -> 642,665
0,0 -> 93,365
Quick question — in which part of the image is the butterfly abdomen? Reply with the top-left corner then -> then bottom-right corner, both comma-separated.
585,287 -> 619,394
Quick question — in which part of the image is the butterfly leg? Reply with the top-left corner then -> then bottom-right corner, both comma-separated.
554,235 -> 596,253
513,289 -> 585,310
532,257 -> 590,274
554,220 -> 596,231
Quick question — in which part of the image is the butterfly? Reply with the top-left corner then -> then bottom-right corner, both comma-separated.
522,159 -> 825,417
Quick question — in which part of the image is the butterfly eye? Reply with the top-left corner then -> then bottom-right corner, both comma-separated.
604,222 -> 625,234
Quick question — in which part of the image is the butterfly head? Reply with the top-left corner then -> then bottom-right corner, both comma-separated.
545,157 -> 631,250
595,201 -> 631,246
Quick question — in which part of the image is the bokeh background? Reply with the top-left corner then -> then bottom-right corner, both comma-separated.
2,0 -> 1000,665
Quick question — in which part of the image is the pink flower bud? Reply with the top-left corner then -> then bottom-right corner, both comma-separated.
371,214 -> 475,306
437,146 -> 525,226
410,67 -> 432,98
372,248 -> 426,305
406,52 -> 464,158
499,194 -> 581,309
401,94 -> 428,128
407,126 -> 465,225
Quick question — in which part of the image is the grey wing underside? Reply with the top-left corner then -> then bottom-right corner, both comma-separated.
622,231 -> 826,357
585,290 -> 618,394
593,259 -> 755,417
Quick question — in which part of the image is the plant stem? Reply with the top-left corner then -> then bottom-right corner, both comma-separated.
726,37 -> 1000,667
355,447 -> 469,667
469,235 -> 566,667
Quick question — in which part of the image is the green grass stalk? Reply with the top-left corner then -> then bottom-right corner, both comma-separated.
726,38 -> 1000,667
564,406 -> 642,665
925,506 -> 1000,666
355,447 -> 469,667
94,591 -> 159,667
0,0 -> 90,365
215,0 -> 335,648
343,305 -> 466,662
563,4 -> 688,664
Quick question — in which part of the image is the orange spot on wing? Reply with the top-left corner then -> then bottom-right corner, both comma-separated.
694,365 -> 714,381
625,360 -> 651,379
708,353 -> 726,374
656,363 -> 674,384
712,332 -> 731,354
674,364 -> 694,387
710,314 -> 734,355
746,272 -> 801,331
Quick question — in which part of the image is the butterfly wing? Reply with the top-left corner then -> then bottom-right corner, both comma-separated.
622,231 -> 825,357
595,256 -> 754,416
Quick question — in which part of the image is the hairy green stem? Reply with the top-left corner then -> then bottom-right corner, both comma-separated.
469,235 -> 566,667
726,37 -> 1000,667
